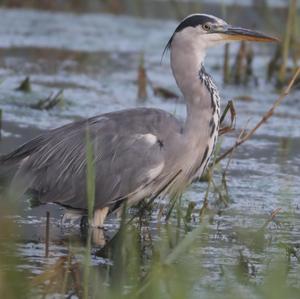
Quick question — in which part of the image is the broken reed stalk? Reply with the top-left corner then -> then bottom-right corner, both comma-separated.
246,45 -> 254,85
278,0 -> 297,86
291,3 -> 299,70
216,67 -> 300,164
45,211 -> 50,258
16,76 -> 31,92
234,41 -> 247,85
137,52 -> 148,101
30,90 -> 64,110
267,45 -> 281,81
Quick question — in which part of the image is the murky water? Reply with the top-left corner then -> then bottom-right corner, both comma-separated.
0,6 -> 300,296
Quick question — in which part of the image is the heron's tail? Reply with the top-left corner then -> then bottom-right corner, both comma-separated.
0,146 -> 29,165
0,135 -> 44,166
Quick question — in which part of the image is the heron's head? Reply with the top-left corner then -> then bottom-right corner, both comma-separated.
165,14 -> 278,55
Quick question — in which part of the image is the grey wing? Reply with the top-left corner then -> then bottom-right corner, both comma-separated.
10,111 -> 173,210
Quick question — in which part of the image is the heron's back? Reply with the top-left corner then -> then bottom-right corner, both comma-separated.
3,107 -> 184,211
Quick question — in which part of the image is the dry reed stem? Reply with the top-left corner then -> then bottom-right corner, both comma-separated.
137,53 -> 148,101
216,67 -> 300,164
278,0 -> 297,85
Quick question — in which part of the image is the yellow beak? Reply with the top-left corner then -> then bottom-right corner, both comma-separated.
220,26 -> 279,42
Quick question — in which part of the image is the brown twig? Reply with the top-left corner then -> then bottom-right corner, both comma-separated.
216,67 -> 300,164
261,207 -> 282,230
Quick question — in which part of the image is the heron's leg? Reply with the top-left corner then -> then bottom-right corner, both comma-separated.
92,207 -> 109,229
92,229 -> 106,246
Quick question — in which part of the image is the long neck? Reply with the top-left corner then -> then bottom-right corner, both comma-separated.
170,43 -> 220,138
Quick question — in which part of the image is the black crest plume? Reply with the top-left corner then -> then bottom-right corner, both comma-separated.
161,14 -> 218,62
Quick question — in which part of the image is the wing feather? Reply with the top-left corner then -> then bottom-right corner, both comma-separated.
10,108 -> 181,210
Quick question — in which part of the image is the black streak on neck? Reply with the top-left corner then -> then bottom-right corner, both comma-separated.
199,65 -> 217,114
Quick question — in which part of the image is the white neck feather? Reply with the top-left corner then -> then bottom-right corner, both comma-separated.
170,32 -> 221,137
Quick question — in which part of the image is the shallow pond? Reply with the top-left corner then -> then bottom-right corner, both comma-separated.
0,7 -> 300,298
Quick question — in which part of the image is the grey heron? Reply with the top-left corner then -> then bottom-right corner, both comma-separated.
0,14 -> 277,228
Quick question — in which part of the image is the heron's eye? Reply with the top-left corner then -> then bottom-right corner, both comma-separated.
202,23 -> 211,31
